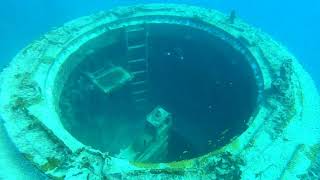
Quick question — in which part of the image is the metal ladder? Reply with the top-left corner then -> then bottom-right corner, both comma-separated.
125,25 -> 149,109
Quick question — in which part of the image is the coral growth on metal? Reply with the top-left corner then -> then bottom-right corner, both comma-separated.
0,4 -> 319,179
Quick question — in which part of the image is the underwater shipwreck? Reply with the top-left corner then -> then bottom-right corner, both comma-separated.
0,4 -> 320,179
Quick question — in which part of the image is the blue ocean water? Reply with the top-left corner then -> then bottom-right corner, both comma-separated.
0,0 -> 319,90
0,1 -> 319,179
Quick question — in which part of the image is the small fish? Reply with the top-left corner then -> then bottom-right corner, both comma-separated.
182,150 -> 189,154
208,140 -> 213,145
221,128 -> 230,135
165,52 -> 172,56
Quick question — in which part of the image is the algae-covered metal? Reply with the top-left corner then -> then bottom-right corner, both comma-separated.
0,4 -> 319,179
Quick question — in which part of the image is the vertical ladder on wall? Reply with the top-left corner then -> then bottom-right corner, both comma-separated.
125,25 -> 149,109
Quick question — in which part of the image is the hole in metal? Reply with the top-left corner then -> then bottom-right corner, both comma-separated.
59,23 -> 259,163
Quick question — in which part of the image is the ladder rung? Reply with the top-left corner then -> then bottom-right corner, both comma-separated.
128,58 -> 146,64
132,70 -> 147,75
131,81 -> 146,85
132,90 -> 147,95
135,98 -> 146,103
128,44 -> 145,50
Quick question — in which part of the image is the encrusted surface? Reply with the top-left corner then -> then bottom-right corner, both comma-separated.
0,3 -> 319,179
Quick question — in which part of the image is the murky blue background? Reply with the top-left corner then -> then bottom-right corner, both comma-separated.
0,1 -> 319,179
0,0 -> 319,90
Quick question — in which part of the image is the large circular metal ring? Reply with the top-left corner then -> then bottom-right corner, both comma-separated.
0,4 -> 319,179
